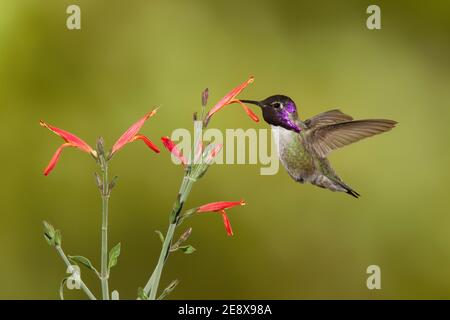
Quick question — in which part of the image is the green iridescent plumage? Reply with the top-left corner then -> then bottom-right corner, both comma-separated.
242,95 -> 397,198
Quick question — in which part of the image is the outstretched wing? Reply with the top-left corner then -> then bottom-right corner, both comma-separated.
304,109 -> 353,129
307,119 -> 397,158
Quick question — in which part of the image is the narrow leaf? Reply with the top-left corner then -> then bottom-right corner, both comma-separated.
155,230 -> 165,244
68,255 -> 98,274
108,242 -> 121,270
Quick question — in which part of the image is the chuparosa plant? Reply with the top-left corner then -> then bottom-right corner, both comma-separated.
41,77 -> 257,300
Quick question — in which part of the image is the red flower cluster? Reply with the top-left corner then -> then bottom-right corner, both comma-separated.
41,110 -> 159,175
42,79 -> 253,237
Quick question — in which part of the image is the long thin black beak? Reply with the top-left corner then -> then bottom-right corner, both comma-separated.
240,100 -> 263,107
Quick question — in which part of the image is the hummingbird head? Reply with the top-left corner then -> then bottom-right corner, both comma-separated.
241,95 -> 301,133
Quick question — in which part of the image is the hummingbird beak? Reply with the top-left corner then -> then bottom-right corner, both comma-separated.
240,100 -> 263,108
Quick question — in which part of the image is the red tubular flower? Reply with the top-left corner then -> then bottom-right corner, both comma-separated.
197,200 -> 245,236
198,200 -> 245,212
40,121 -> 97,176
161,136 -> 187,166
206,76 -> 259,122
110,109 -> 160,156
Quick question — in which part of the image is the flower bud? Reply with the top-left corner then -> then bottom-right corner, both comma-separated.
43,221 -> 62,247
179,227 -> 192,244
97,137 -> 105,157
109,176 -> 119,191
170,227 -> 193,252
94,172 -> 103,190
201,88 -> 209,107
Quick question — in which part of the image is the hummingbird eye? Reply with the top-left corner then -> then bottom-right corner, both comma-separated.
272,102 -> 282,109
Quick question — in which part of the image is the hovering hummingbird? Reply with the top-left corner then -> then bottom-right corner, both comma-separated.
241,95 -> 397,198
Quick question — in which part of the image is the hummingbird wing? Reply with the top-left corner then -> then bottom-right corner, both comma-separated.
307,119 -> 397,158
304,109 -> 353,128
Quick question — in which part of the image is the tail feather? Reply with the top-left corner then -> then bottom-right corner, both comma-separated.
329,177 -> 361,198
338,180 -> 360,199
346,188 -> 360,199
312,174 -> 361,198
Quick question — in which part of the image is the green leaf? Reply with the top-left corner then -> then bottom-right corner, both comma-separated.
158,280 -> 179,300
68,255 -> 98,274
59,277 -> 68,300
137,287 -> 149,300
155,230 -> 165,244
179,245 -> 196,254
108,242 -> 121,270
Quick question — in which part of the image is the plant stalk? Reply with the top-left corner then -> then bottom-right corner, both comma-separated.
144,176 -> 195,299
100,155 -> 110,300
55,245 -> 97,300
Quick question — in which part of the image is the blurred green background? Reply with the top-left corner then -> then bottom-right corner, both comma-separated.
1,0 -> 450,299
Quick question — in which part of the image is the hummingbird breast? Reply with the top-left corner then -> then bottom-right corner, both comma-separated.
272,126 -> 317,182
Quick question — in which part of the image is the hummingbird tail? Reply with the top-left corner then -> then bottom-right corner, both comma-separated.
329,177 -> 361,198
337,181 -> 360,198
312,175 -> 361,198
345,188 -> 361,199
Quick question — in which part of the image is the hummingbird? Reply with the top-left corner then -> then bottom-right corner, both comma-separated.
241,95 -> 397,198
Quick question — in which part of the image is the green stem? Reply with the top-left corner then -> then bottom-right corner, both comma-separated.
55,245 -> 97,300
148,223 -> 176,299
144,176 -> 195,299
100,156 -> 110,300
